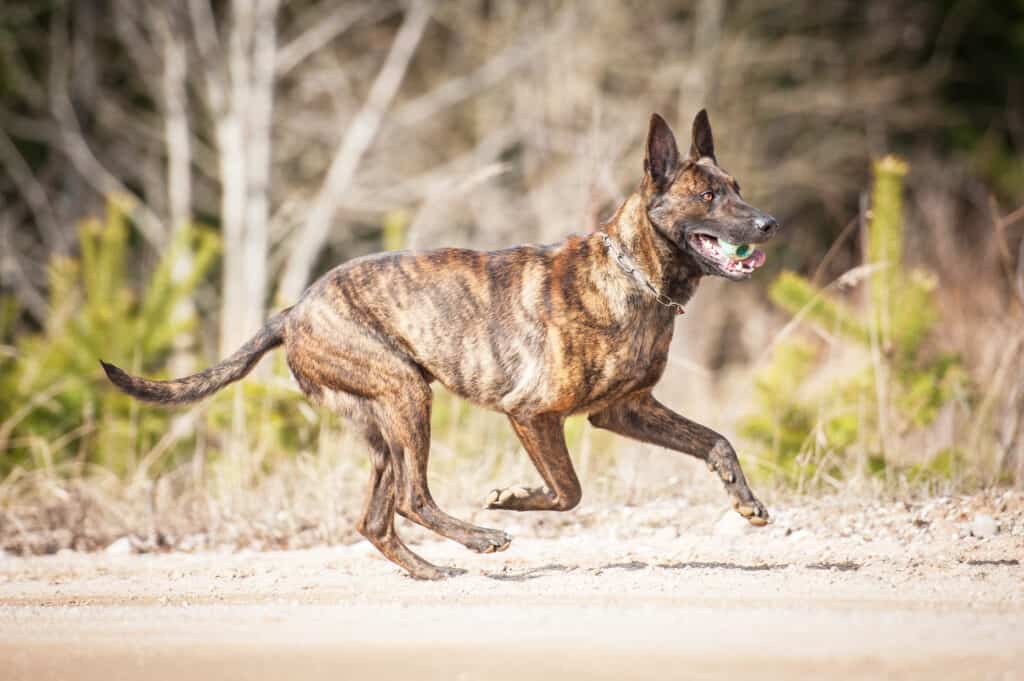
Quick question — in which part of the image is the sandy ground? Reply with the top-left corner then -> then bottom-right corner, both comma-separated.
1,493 -> 1022,681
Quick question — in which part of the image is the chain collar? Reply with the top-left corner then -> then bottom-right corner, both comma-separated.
599,232 -> 685,315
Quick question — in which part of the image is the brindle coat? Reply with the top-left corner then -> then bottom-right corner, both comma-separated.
103,111 -> 779,579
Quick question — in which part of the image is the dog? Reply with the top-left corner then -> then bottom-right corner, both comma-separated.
103,110 -> 779,579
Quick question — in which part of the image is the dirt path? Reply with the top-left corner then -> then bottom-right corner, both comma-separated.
2,495 -> 1022,680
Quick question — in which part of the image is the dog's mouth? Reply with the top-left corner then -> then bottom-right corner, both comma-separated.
687,233 -> 767,278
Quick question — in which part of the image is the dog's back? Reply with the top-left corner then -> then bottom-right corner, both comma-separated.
284,233 -> 672,415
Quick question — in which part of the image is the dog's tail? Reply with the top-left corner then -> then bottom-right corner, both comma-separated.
101,309 -> 290,406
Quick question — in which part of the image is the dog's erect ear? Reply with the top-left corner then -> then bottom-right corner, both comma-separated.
688,109 -> 716,163
644,113 -> 680,191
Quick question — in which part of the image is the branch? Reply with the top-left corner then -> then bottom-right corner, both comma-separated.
188,0 -> 227,117
0,127 -> 63,247
393,10 -> 568,128
277,0 -> 434,303
0,217 -> 48,323
112,1 -> 160,79
47,9 -> 166,248
275,2 -> 396,77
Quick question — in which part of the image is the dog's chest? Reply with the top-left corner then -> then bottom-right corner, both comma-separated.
499,305 -> 674,415
576,308 -> 674,407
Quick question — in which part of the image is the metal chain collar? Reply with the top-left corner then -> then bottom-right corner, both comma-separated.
599,232 -> 686,315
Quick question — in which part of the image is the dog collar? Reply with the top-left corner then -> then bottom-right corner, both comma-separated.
599,232 -> 685,315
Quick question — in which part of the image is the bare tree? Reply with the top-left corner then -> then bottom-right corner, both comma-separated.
277,0 -> 434,304
189,0 -> 281,358
151,6 -> 197,376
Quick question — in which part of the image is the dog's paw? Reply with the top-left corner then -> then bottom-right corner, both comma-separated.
484,486 -> 532,509
464,530 -> 512,554
733,498 -> 770,526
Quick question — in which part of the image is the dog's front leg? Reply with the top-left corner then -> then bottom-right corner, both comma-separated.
485,413 -> 583,512
588,392 -> 768,525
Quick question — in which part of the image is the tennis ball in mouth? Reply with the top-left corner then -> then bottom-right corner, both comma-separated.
718,240 -> 752,260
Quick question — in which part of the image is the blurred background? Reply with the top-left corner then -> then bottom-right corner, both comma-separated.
0,0 -> 1022,554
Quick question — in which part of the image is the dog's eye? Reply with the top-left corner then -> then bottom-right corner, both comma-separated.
700,191 -> 714,202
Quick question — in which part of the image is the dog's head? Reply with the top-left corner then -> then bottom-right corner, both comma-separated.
641,111 -> 778,280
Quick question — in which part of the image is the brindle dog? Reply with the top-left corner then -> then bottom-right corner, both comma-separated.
103,111 -> 779,579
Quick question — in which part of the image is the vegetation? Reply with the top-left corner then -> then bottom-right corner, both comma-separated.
740,158 -> 990,490
0,199 -> 214,474
0,199 -> 320,483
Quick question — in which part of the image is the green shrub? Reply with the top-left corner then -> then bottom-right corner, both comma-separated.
0,197 -> 222,476
740,157 -> 968,487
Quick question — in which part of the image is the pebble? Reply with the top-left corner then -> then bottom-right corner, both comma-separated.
105,537 -> 135,555
652,526 -> 678,542
714,511 -> 754,537
970,514 -> 998,538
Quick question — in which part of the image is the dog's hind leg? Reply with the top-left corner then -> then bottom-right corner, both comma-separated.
588,392 -> 769,525
355,423 -> 465,580
485,413 -> 582,512
376,382 -> 512,554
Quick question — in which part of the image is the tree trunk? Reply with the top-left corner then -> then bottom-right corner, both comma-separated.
190,0 -> 279,465
682,0 -> 724,112
157,6 -> 197,377
242,0 -> 278,347
217,0 -> 280,358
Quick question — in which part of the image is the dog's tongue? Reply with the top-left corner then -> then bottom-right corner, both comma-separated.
741,249 -> 766,268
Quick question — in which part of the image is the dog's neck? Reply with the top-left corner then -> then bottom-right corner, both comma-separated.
602,191 -> 704,306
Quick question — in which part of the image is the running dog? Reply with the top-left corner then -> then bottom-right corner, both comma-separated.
103,110 -> 779,579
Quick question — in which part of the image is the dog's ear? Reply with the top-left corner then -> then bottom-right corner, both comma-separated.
688,109 -> 716,163
644,113 -> 680,192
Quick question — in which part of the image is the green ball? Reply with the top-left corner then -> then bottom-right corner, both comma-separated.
719,240 -> 752,260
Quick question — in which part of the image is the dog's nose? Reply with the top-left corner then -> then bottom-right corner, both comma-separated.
755,215 -> 778,235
